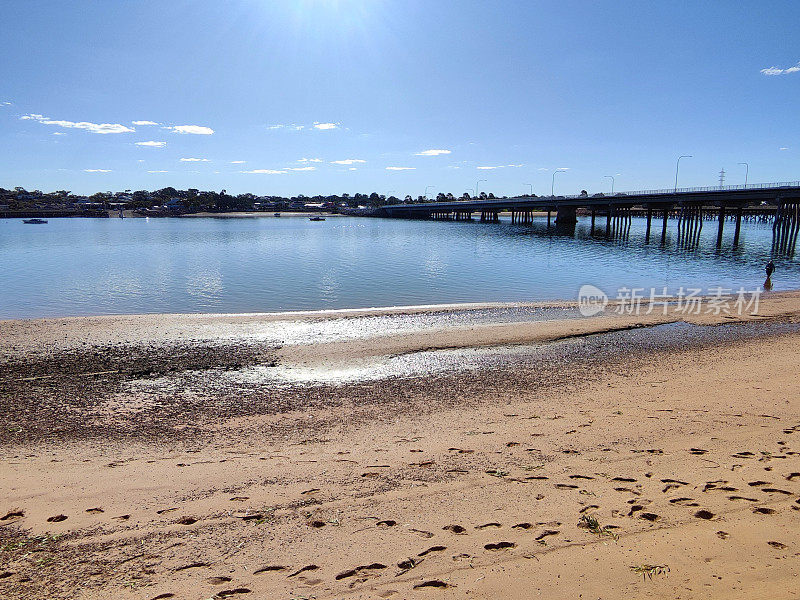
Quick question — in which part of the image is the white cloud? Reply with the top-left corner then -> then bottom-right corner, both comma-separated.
386,166 -> 415,171
1,101 -> 12,106
171,125 -> 214,135
349,167 -> 357,171
415,149 -> 451,156
132,120 -> 158,126
148,170 -> 169,173
331,159 -> 366,165
477,166 -> 500,170
242,169 -> 286,174
84,169 -> 111,173
779,146 -> 790,150
136,141 -> 166,147
314,122 -> 340,130
21,113 -> 134,134
53,132 -> 66,136
180,157 -> 209,162
506,164 -> 524,167
268,123 -> 304,131
298,157 -> 323,163
761,62 -> 800,76
230,160 -> 246,164
285,166 -> 316,171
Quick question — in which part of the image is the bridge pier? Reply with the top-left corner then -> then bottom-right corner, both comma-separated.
590,208 -> 596,234
606,206 -> 612,236
661,207 -> 670,244
716,206 -> 726,247
555,205 -> 577,225
773,200 -> 800,255
547,209 -> 551,227
733,206 -> 743,247
645,206 -> 653,243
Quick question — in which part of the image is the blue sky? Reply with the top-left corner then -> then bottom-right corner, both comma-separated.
1,0 -> 798,197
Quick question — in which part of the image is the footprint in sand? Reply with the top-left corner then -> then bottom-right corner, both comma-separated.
253,566 -> 287,575
207,577 -> 232,584
728,496 -> 759,502
175,562 -> 210,571
335,563 -> 387,580
785,473 -> 800,481
157,507 -> 178,514
230,497 -> 249,502
177,516 -> 197,525
377,520 -> 397,528
409,528 -> 434,538
287,565 -> 318,578
1,510 -> 24,521
690,448 -> 708,455
554,483 -> 579,490
716,531 -> 730,539
612,477 -> 637,483
748,481 -> 770,487
300,489 -> 320,495
417,546 -> 447,557
694,510 -> 715,520
149,594 -> 175,600
308,520 -> 326,528
46,514 -> 67,522
215,589 -> 251,598
443,524 -> 467,534
535,530 -> 559,541
484,541 -> 516,551
475,523 -> 501,530
569,475 -> 594,480
512,522 -> 533,530
579,505 -> 599,514
753,507 -> 776,515
767,541 -> 788,549
413,580 -> 449,589
762,488 -> 793,495
85,507 -> 104,514
639,512 -> 660,522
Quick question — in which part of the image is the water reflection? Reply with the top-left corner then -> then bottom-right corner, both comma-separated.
0,215 -> 796,319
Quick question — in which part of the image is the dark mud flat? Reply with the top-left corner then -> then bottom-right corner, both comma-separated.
2,318 -> 798,448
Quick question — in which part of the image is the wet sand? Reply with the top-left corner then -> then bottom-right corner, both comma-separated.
2,294 -> 800,599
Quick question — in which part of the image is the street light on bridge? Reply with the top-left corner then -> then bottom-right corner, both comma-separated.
476,179 -> 487,198
738,162 -> 749,186
524,183 -> 533,197
551,169 -> 566,197
424,185 -> 435,201
674,155 -> 692,193
603,175 -> 615,195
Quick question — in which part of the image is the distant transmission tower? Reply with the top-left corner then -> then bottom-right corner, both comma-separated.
719,168 -> 726,188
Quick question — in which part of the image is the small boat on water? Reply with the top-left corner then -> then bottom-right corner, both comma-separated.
274,212 -> 281,217
309,216 -> 326,221
23,218 -> 48,224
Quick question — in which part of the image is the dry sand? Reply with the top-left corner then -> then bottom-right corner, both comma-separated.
2,294 -> 800,599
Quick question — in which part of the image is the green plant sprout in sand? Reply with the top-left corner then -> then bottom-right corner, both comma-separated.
578,514 -> 618,540
630,564 -> 670,580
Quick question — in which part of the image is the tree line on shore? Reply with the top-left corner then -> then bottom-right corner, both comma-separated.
1,186 -> 508,212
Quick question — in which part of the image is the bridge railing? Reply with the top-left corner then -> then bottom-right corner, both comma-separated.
384,181 -> 800,209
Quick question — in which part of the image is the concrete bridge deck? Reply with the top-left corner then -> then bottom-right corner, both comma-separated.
378,182 -> 800,255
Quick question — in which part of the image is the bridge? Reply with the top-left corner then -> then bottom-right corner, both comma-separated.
378,181 -> 800,253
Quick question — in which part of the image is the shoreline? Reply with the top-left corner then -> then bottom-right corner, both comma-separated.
2,294 -> 800,599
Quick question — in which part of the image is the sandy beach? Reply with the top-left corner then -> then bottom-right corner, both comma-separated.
2,294 -> 800,599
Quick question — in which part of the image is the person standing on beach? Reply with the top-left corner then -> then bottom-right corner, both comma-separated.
765,260 -> 775,291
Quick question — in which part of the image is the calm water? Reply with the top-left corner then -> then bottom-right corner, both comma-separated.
0,215 -> 796,319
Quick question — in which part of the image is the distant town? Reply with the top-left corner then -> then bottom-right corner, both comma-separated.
0,186 -> 509,218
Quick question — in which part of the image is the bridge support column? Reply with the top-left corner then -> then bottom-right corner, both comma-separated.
661,207 -> 669,244
716,206 -> 726,247
645,206 -> 653,243
606,206 -> 612,237
547,210 -> 551,227
590,208 -> 596,234
733,206 -> 743,247
555,205 -> 577,225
